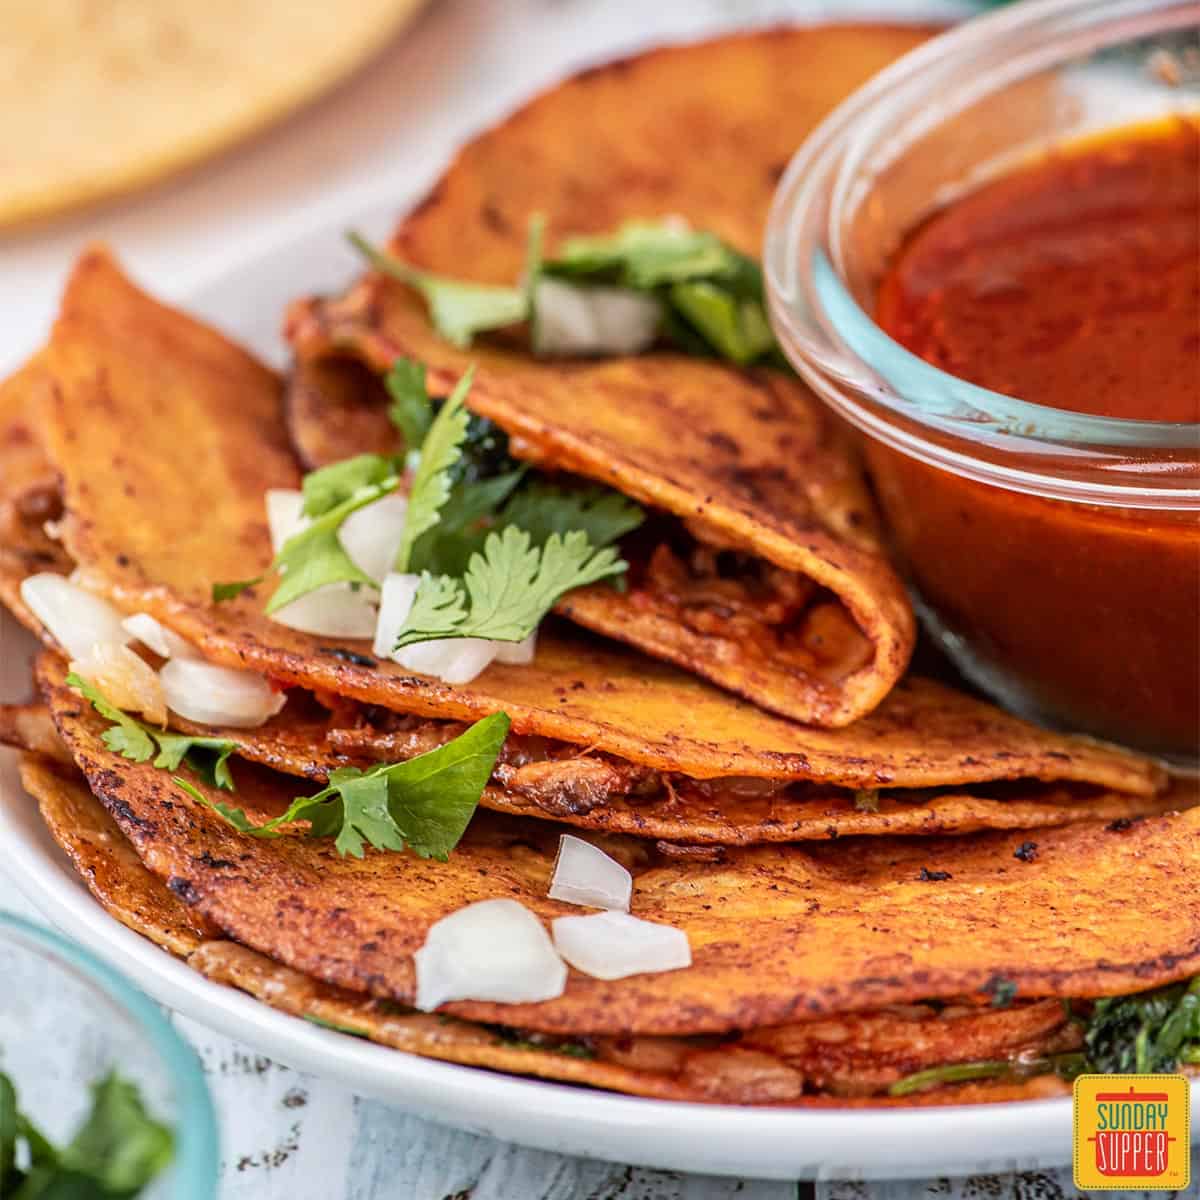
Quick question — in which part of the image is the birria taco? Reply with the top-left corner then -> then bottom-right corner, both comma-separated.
10,719 -> 1198,1105
2,249 -> 1169,853
283,26 -> 957,728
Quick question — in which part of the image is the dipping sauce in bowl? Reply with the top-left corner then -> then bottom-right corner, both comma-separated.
869,118 -> 1199,758
765,0 -> 1200,765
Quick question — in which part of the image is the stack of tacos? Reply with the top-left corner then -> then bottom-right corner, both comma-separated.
2,25 -> 1196,1108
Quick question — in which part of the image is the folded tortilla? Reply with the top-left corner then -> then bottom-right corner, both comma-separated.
283,26 -> 953,727
0,358 -> 71,634
19,751 -> 1082,1107
36,658 -> 1200,1037
23,259 -> 1172,850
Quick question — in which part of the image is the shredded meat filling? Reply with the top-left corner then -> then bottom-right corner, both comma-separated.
632,537 -> 873,682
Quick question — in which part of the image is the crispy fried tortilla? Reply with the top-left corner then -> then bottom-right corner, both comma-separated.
0,358 -> 71,635
283,27 -> 952,727
19,754 -> 218,956
395,25 -> 938,281
288,292 -> 914,728
29,253 -> 1168,852
39,655 -> 1200,1036
20,749 -> 1078,1106
5,683 -> 1179,849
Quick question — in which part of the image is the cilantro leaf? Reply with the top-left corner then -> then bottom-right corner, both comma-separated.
395,526 -> 626,648
853,789 -> 881,813
212,577 -> 262,603
301,453 -> 398,518
543,219 -> 781,365
182,712 -> 509,859
668,280 -> 775,365
309,767 -> 407,858
68,674 -> 156,762
497,482 -> 643,550
385,358 -> 435,453
58,1071 -> 174,1196
348,232 -> 527,348
409,467 -> 527,577
371,712 -> 510,859
393,367 -> 475,573
1,1073 -> 17,1195
267,472 -> 398,613
69,674 -> 239,792
0,1070 -> 172,1200
548,220 -> 737,288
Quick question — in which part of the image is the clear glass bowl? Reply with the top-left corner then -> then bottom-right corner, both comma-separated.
765,0 -> 1200,764
0,911 -> 219,1199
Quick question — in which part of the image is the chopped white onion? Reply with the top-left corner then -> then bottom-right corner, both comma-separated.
339,492 -> 409,583
413,899 -> 567,1011
394,637 -> 499,685
266,489 -> 307,553
69,643 -> 167,725
532,278 -> 662,357
265,487 -> 403,638
159,658 -> 286,729
374,573 -> 500,684
432,639 -> 499,685
493,629 -> 537,666
549,835 -> 632,911
19,573 -> 130,660
373,572 -> 420,659
269,585 -> 380,638
121,613 -> 202,660
551,911 -> 691,981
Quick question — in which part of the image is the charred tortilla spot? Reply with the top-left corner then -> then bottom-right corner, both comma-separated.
167,876 -> 199,904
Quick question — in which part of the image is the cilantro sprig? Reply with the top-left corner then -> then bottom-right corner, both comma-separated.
385,367 -> 641,649
68,673 -> 238,790
397,526 -> 626,648
70,670 -> 507,859
176,711 -> 509,859
348,227 -> 535,349
349,216 -> 783,365
393,368 -> 475,572
0,1069 -> 173,1199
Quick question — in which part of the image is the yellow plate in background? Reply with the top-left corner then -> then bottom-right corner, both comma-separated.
0,0 -> 427,228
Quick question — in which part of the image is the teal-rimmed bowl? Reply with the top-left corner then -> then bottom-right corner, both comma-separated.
0,911 -> 219,1199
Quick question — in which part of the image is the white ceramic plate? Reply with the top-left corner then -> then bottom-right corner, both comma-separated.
1,217 -> 1193,1182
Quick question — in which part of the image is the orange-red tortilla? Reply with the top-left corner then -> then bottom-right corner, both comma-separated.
20,748 -> 1080,1106
283,26 -> 954,726
34,253 -> 1163,815
39,653 -> 1200,1037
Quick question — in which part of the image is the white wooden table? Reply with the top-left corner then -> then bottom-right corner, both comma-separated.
1,0 -> 1186,1194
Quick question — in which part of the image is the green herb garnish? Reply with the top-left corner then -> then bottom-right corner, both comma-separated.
393,368 -> 475,573
0,1069 -> 173,1199
69,674 -> 238,791
888,976 -> 1200,1098
267,461 -> 401,614
349,217 -> 783,366
385,358 -> 435,455
388,364 -> 638,649
177,710 -> 509,860
348,232 -> 527,349
888,1052 -> 1086,1097
211,577 -> 263,603
1086,977 -> 1200,1074
395,526 -> 626,650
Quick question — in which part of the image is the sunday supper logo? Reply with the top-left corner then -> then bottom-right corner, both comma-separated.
1073,1075 -> 1191,1190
